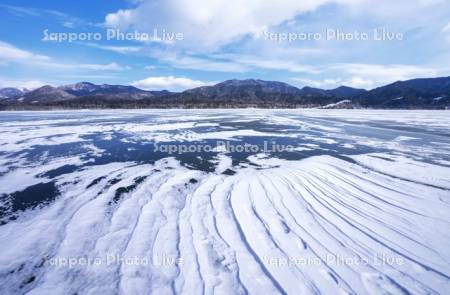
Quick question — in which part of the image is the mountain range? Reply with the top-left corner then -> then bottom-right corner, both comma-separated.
1,77 -> 449,109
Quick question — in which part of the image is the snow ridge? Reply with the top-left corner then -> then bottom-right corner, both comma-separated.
0,155 -> 449,294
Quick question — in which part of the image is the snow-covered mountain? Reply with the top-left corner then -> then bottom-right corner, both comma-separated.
58,82 -> 99,96
0,88 -> 24,99
1,76 -> 450,109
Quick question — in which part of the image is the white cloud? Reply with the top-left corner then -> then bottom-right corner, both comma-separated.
62,22 -> 75,28
292,63 -> 447,89
152,47 -> 446,88
342,77 -> 376,89
70,62 -> 128,71
0,3 -> 41,17
0,41 -> 49,64
0,41 -> 129,72
339,63 -> 438,78
0,79 -> 50,90
229,54 -> 321,73
0,4 -> 98,28
104,0 -> 449,50
157,53 -> 248,73
105,9 -> 134,28
35,61 -> 129,71
87,63 -> 128,71
443,22 -> 450,32
83,43 -> 143,54
100,0 -> 450,89
131,76 -> 214,91
105,0 -> 363,50
442,22 -> 450,43
152,48 -> 322,73
291,78 -> 342,89
334,63 -> 441,88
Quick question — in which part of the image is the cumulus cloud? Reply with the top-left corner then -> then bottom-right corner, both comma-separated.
100,0 -> 450,88
131,76 -> 214,91
105,0 -> 363,50
104,0 -> 449,50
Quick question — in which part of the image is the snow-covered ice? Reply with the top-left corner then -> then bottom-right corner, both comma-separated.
0,109 -> 449,294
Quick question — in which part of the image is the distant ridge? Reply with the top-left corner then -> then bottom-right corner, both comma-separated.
1,76 -> 449,109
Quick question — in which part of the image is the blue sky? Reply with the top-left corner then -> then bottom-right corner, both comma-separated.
0,0 -> 449,91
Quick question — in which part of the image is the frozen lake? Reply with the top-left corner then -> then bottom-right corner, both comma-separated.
0,109 -> 449,294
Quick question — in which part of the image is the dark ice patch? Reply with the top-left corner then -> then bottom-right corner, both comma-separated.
0,182 -> 59,224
